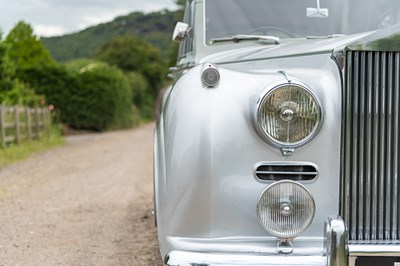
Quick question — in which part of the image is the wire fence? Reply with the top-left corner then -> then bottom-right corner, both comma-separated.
0,105 -> 51,147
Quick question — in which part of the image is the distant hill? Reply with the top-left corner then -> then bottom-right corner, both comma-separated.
41,9 -> 182,62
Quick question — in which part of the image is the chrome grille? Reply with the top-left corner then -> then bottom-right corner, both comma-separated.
341,50 -> 400,243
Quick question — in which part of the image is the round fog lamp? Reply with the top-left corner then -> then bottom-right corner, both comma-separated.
257,180 -> 315,238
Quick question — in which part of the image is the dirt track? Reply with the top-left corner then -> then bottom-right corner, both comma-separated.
0,123 -> 163,266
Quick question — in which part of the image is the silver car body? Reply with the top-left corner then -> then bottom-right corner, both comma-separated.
154,0 -> 400,265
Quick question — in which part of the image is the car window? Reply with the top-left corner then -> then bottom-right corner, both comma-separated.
205,0 -> 400,43
179,0 -> 195,57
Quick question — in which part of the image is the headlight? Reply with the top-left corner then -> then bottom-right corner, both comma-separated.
257,180 -> 315,239
256,82 -> 321,147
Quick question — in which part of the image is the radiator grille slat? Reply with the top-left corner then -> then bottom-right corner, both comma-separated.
341,51 -> 400,243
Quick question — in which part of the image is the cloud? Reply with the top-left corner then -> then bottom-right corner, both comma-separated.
79,9 -> 129,30
0,0 -> 177,37
34,24 -> 66,37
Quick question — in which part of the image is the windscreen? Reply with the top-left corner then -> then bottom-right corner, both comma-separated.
205,0 -> 400,42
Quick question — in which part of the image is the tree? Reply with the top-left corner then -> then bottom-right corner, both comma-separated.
4,21 -> 54,69
64,59 -> 134,131
126,71 -> 153,119
0,31 -> 42,106
0,33 -> 14,91
175,0 -> 186,8
93,35 -> 166,99
17,64 -> 77,111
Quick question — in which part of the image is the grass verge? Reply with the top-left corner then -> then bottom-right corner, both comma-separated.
0,125 -> 65,171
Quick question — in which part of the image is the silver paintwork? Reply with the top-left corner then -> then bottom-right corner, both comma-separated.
155,59 -> 342,254
155,0 -> 400,265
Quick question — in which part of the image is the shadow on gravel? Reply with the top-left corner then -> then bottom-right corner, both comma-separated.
117,200 -> 163,266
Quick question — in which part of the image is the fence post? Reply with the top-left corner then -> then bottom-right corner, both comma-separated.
0,105 -> 52,147
34,107 -> 39,140
41,108 -> 47,140
46,108 -> 51,139
14,106 -> 21,144
25,107 -> 32,141
0,105 -> 5,147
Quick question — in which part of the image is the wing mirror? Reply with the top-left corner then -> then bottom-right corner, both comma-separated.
172,22 -> 189,42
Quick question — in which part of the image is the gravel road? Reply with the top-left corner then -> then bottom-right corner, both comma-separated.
0,123 -> 163,266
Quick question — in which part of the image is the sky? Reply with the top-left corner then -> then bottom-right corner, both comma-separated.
0,0 -> 177,37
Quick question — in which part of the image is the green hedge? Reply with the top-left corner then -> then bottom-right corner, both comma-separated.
18,60 -> 135,131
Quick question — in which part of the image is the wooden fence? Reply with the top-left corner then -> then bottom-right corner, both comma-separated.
0,105 -> 51,147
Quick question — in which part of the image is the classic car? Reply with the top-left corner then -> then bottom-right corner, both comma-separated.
153,0 -> 400,265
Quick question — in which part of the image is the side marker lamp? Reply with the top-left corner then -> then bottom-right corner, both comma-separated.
201,62 -> 220,87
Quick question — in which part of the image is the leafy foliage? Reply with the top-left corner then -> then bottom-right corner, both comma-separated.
4,21 -> 54,69
126,71 -> 152,119
41,10 -> 182,62
19,60 -> 135,131
93,36 -> 167,120
1,8 -> 188,131
0,34 -> 14,92
66,60 -> 134,131
0,79 -> 42,106
2,21 -> 137,131
94,36 -> 165,97
0,23 -> 45,106
175,0 -> 186,8
16,63 -> 79,117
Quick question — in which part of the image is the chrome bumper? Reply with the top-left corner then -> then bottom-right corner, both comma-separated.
325,216 -> 348,266
164,217 -> 347,266
164,251 -> 327,266
348,245 -> 400,266
164,217 -> 400,266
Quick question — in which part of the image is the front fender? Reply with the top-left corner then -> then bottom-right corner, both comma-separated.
155,53 -> 342,257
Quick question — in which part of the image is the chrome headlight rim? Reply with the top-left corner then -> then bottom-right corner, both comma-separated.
254,80 -> 322,149
256,180 -> 316,239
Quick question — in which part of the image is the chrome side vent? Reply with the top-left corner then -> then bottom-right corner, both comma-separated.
255,163 -> 318,181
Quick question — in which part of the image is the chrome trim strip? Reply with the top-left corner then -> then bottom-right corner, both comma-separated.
254,161 -> 319,168
349,244 -> 400,256
256,171 -> 318,175
325,216 -> 348,266
218,51 -> 332,65
394,52 -> 400,239
164,250 -> 327,266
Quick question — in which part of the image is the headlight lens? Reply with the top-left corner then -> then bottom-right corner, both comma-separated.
256,82 -> 321,147
257,180 -> 315,238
